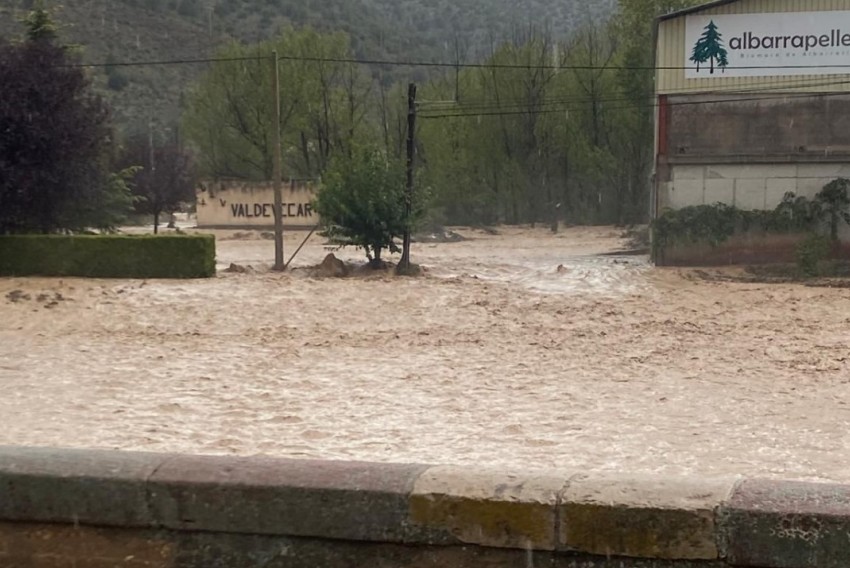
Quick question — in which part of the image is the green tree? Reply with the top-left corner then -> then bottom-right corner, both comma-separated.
119,135 -> 198,234
0,7 -> 132,234
313,147 -> 416,266
690,20 -> 728,74
182,28 -> 376,181
610,0 -> 702,222
814,178 -> 850,242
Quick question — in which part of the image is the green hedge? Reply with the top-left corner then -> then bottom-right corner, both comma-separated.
0,234 -> 216,278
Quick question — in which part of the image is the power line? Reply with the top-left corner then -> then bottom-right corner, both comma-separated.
60,52 -> 850,73
60,55 -> 270,68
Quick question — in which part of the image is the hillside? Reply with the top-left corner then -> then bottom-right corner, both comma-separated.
0,0 -> 616,133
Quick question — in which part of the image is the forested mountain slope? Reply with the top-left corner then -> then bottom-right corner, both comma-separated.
0,0 -> 614,131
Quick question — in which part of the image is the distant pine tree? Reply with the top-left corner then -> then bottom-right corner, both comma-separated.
690,20 -> 728,74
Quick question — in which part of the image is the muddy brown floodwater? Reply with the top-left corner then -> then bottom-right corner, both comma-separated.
2,225 -> 850,482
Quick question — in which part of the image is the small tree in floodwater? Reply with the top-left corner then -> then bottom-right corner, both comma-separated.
118,135 -> 197,234
314,148 -> 416,267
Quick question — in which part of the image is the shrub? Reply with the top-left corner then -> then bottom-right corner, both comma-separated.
651,191 -> 825,260
313,147 -> 422,265
651,202 -> 742,259
796,233 -> 831,277
0,234 -> 215,278
814,177 -> 850,242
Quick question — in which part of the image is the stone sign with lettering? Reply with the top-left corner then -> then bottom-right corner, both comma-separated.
195,180 -> 318,229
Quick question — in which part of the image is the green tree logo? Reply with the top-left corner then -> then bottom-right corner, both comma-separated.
690,20 -> 728,74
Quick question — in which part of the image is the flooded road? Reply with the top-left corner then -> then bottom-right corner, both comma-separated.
2,225 -> 850,482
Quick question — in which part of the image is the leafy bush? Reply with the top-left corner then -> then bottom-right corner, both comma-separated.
815,177 -> 850,241
313,147 -> 424,264
652,190 -> 830,260
0,234 -> 215,278
796,233 -> 831,277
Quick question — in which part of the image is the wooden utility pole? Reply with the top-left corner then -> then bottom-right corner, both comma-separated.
148,116 -> 158,235
271,50 -> 284,271
399,82 -> 417,272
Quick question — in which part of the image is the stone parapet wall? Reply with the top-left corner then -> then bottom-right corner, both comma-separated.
1,446 -> 849,567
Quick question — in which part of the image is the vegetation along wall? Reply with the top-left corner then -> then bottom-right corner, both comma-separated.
0,234 -> 216,278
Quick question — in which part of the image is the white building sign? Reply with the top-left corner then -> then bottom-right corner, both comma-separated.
685,11 -> 850,78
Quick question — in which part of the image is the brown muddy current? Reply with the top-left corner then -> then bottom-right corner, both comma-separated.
2,225 -> 849,481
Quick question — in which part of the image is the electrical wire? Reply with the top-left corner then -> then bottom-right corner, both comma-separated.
52,47 -> 850,122
58,55 -> 270,68
58,52 -> 850,73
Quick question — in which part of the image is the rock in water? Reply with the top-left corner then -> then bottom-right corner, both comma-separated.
224,263 -> 251,273
317,253 -> 348,277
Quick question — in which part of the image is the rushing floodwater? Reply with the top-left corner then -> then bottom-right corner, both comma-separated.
2,225 -> 849,482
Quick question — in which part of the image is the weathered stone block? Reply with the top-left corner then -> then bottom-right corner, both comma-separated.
409,466 -> 567,550
719,479 -> 850,568
147,454 -> 427,543
169,530 -> 730,568
559,474 -> 737,560
0,522 -> 174,568
0,446 -> 166,527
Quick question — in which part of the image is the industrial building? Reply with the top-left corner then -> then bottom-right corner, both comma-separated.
653,0 -> 850,261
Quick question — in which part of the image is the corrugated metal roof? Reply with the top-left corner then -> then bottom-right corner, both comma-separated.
658,0 -> 742,21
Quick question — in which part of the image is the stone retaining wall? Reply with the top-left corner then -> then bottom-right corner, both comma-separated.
655,232 -> 850,267
1,446 -> 848,567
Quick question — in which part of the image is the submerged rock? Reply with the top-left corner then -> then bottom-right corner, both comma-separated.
316,253 -> 348,277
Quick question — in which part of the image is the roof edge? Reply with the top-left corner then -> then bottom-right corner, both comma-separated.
657,0 -> 741,22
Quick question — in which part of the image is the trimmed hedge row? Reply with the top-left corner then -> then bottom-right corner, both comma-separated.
0,234 -> 216,278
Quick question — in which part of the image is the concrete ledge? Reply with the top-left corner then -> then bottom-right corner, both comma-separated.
409,466 -> 567,550
559,473 -> 739,560
2,447 -> 850,567
148,454 -> 428,542
719,479 -> 850,568
0,446 -> 169,527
